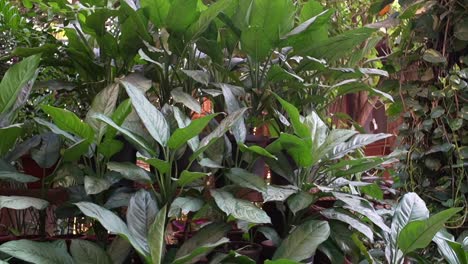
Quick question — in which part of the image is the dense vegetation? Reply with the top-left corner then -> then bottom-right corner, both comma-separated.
0,0 -> 466,263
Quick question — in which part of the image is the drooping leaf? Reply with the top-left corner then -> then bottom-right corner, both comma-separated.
0,240 -> 73,264
70,240 -> 112,264
122,80 -> 170,147
0,195 -> 48,210
86,83 -> 120,142
148,205 -> 167,264
41,105 -> 94,142
108,162 -> 153,183
127,190 -> 159,256
273,220 -> 330,261
171,87 -> 202,114
225,168 -> 267,193
398,207 -> 463,254
211,189 -> 271,224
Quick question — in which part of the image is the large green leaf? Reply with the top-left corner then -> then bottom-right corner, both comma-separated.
321,208 -> 374,242
0,195 -> 48,210
122,80 -> 170,147
273,220 -> 330,261
104,99 -> 132,141
141,0 -> 170,27
108,162 -> 153,184
41,105 -> 94,142
63,139 -> 91,162
166,0 -> 200,33
85,83 -> 120,142
225,168 -> 267,193
127,190 -> 159,256
276,133 -> 313,167
34,118 -> 77,142
238,143 -> 277,159
188,0 -> 234,38
93,113 -> 156,156
0,124 -> 23,156
211,189 -> 271,224
0,240 -> 73,264
70,240 -> 112,264
170,87 -> 202,114
274,94 -> 310,138
0,54 -> 41,115
168,114 -> 218,150
387,192 -> 430,264
398,207 -> 462,254
328,133 -> 391,160
174,223 -> 230,264
177,170 -> 208,186
148,205 -> 167,264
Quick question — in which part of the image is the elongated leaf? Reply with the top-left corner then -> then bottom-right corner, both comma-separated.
76,202 -> 148,257
127,190 -> 159,256
387,192 -> 430,264
220,83 -> 246,143
225,168 -> 267,193
106,99 -> 133,140
188,0 -> 234,38
149,205 -> 167,264
273,220 -> 330,261
0,124 -> 23,156
31,132 -> 60,168
433,230 -> 467,264
398,207 -> 463,254
0,171 -> 38,183
168,114 -> 217,150
321,208 -> 374,242
108,162 -> 153,183
86,83 -> 120,142
0,240 -> 73,264
0,195 -> 48,210
174,238 -> 228,264
41,105 -> 94,142
171,87 -> 202,113
70,240 -> 112,264
122,80 -> 170,147
34,118 -> 77,142
174,222 -> 230,263
0,54 -> 41,114
177,170 -> 207,186
211,189 -> 271,224
328,133 -> 391,160
238,143 -> 277,159
282,9 -> 330,38
181,70 -> 210,86
274,94 -> 310,138
93,113 -> 156,156
139,157 -> 170,174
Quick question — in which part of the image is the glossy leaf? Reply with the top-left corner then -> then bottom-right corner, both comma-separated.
0,240 -> 73,264
168,114 -> 217,150
273,220 -> 330,261
148,205 -> 167,264
211,189 -> 271,224
127,190 -> 159,256
122,80 -> 170,147
41,105 -> 94,142
225,168 -> 267,193
108,162 -> 153,183
398,207 -> 463,254
0,195 -> 48,210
